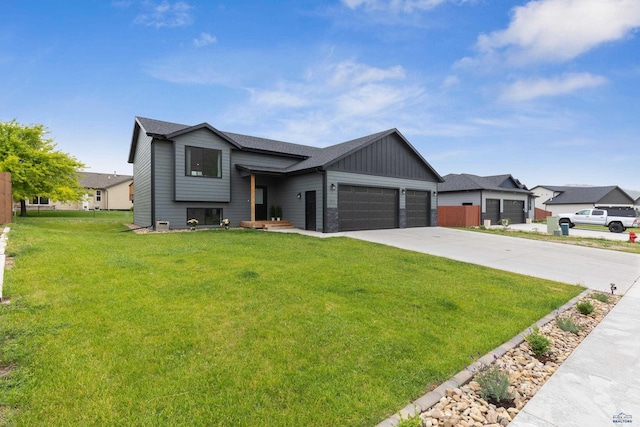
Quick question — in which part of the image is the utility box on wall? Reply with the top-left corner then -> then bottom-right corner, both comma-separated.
155,220 -> 170,231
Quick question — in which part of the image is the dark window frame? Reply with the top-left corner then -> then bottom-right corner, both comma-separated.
31,196 -> 50,205
185,146 -> 222,178
186,208 -> 222,226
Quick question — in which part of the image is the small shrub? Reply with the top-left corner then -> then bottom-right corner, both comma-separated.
395,412 -> 424,427
525,326 -> 551,357
555,316 -> 581,334
475,363 -> 515,405
576,300 -> 595,315
590,292 -> 610,303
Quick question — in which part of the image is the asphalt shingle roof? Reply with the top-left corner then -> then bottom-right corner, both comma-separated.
438,173 -> 530,193
79,172 -> 132,189
131,117 -> 440,179
540,185 -> 621,205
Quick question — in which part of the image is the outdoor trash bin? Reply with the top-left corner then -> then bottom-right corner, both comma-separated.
560,223 -> 569,236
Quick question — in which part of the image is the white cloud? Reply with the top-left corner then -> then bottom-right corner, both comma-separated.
476,0 -> 640,64
236,59 -> 427,145
193,32 -> 217,47
248,88 -> 309,108
442,75 -> 460,88
499,72 -> 608,102
329,61 -> 405,86
134,1 -> 192,28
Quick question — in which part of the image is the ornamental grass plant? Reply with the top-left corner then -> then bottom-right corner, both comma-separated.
0,211 -> 583,426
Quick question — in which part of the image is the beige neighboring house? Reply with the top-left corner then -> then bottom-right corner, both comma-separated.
26,172 -> 133,211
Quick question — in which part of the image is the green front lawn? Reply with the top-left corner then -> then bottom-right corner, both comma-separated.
0,212 -> 583,426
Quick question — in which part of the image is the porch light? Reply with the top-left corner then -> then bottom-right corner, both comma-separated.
331,183 -> 336,190
297,193 -> 302,199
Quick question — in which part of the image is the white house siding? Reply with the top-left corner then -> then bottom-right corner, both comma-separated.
437,192 -> 482,207
545,204 -> 594,216
531,187 -> 556,210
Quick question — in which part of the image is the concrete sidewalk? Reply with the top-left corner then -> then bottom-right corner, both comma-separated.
509,279 -> 640,427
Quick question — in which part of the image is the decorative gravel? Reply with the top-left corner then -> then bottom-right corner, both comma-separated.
417,293 -> 620,427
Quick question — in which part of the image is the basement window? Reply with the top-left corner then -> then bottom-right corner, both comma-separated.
187,208 -> 222,226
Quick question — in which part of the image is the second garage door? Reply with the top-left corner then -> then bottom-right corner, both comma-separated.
338,185 -> 398,231
406,190 -> 430,227
504,200 -> 525,224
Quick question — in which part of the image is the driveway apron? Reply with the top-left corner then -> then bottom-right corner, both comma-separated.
342,227 -> 640,293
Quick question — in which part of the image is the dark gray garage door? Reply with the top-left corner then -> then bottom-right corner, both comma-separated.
504,200 -> 525,224
338,185 -> 398,231
406,190 -> 430,227
485,199 -> 500,225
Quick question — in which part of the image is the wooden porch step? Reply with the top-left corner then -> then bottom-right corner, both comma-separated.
239,220 -> 295,230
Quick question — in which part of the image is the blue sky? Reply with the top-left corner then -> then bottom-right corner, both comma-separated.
2,0 -> 639,191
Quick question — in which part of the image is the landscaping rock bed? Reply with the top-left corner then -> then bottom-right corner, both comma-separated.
417,293 -> 620,427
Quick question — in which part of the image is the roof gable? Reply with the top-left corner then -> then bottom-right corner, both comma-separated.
439,173 -> 531,193
322,129 -> 443,181
543,186 -> 634,205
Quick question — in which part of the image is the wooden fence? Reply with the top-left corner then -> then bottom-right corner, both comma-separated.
0,172 -> 11,224
535,207 -> 552,221
437,205 -> 481,227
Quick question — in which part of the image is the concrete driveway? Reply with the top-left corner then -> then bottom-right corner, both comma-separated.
341,227 -> 640,293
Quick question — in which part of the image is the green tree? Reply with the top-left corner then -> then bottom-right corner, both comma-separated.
0,120 -> 86,216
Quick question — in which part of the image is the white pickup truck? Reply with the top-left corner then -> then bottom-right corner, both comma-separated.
557,209 -> 639,233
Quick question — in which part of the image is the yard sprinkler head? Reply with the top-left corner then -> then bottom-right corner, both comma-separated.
610,283 -> 617,295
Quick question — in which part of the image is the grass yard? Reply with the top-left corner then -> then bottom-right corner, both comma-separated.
0,212 -> 583,426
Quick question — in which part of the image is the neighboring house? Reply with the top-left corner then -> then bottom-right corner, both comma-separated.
127,116 -> 444,232
27,172 -> 133,211
531,185 -> 635,216
437,174 -> 534,225
624,189 -> 640,209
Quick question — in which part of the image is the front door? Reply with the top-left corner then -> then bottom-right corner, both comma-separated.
255,186 -> 268,220
305,191 -> 316,231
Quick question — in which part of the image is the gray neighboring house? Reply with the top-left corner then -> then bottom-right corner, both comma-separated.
127,117 -> 444,232
437,173 -> 534,224
531,185 -> 636,216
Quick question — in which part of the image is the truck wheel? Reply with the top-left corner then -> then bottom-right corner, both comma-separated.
608,222 -> 624,233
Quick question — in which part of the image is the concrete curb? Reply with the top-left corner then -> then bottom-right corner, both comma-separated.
375,288 -> 592,427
